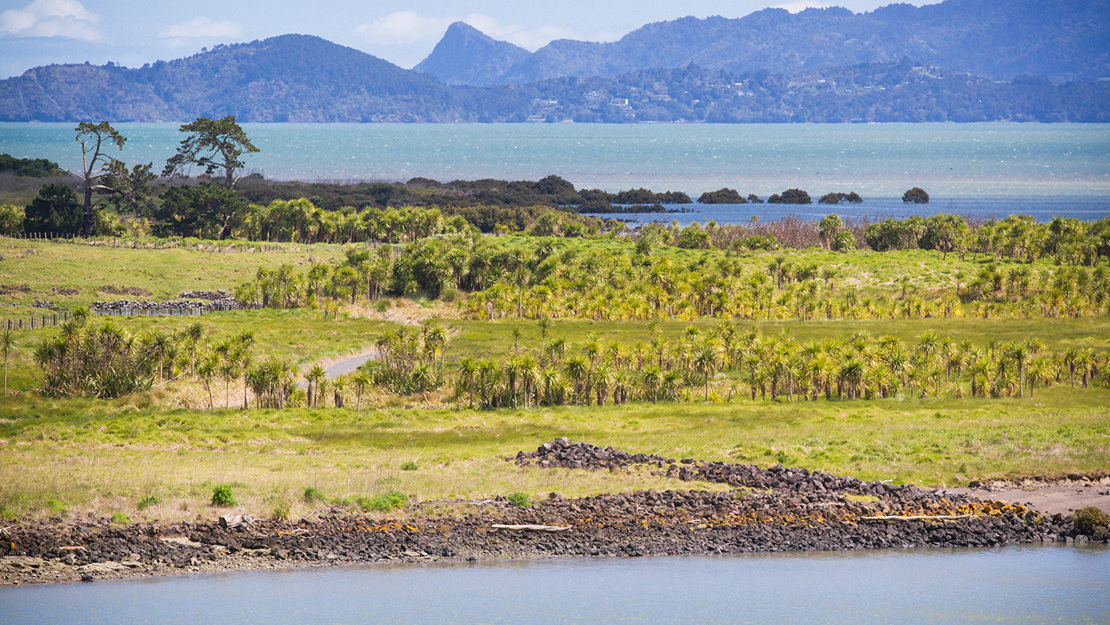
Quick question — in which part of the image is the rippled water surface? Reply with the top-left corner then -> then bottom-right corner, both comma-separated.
2,123 -> 1108,200
2,546 -> 1108,624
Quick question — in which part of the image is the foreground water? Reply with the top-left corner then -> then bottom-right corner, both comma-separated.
2,122 -> 1108,199
2,546 -> 1107,624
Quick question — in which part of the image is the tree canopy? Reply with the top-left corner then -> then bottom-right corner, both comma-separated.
164,116 -> 259,189
25,183 -> 81,235
153,183 -> 247,239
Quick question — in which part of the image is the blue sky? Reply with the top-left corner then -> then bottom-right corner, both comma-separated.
0,0 -> 930,79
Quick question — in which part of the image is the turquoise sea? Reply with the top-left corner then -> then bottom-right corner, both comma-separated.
1,122 -> 1108,220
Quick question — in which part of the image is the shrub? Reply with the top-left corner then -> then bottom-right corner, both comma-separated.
353,491 -> 409,512
45,498 -> 67,515
211,484 -> 236,507
303,486 -> 325,503
111,512 -> 130,525
1073,506 -> 1110,539
507,492 -> 531,507
0,204 -> 24,236
831,230 -> 856,252
137,494 -> 160,510
400,461 -> 419,471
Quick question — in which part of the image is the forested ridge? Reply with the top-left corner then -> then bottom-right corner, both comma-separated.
1,0 -> 1107,124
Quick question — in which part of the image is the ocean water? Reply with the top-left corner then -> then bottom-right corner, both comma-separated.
2,546 -> 1108,624
1,122 -> 1108,221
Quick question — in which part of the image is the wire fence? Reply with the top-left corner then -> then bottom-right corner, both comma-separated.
5,232 -> 293,253
3,310 -> 70,331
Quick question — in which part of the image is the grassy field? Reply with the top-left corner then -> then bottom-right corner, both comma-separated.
1,386 -> 1107,522
1,236 -> 1107,523
0,237 -> 346,309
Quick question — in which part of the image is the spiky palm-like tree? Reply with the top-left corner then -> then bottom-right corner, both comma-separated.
182,322 -> 204,377
305,365 -> 326,408
1,329 -> 13,395
692,342 -> 720,402
352,370 -> 370,411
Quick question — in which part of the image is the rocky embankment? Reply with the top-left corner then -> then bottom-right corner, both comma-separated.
1,440 -> 1100,587
91,290 -> 239,313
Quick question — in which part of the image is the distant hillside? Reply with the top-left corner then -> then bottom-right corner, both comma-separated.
417,0 -> 1110,86
0,21 -> 1106,123
0,35 -> 467,122
414,22 -> 531,87
493,60 -> 1110,123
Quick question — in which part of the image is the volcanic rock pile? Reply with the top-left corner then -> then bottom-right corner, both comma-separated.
92,290 -> 239,313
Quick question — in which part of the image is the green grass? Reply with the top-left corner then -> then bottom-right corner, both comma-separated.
0,386 -> 1106,520
0,236 -> 346,308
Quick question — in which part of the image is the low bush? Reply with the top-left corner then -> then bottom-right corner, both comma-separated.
111,512 -> 130,525
1073,506 -> 1110,539
211,484 -> 236,507
400,461 -> 419,471
137,494 -> 160,510
507,492 -> 530,507
303,486 -> 325,503
352,491 -> 408,512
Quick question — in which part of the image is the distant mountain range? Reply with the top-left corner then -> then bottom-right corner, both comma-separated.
417,0 -> 1110,86
0,0 -> 1106,123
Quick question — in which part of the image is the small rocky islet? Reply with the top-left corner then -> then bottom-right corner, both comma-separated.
0,439 -> 1099,586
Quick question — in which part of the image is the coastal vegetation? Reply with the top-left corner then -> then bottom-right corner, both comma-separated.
0,217 -> 1107,521
0,126 -> 1106,526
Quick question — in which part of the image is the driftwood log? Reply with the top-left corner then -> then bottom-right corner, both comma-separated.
860,514 -> 974,522
218,514 -> 255,529
489,524 -> 572,532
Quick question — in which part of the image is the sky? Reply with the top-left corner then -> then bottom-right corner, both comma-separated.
0,0 -> 932,79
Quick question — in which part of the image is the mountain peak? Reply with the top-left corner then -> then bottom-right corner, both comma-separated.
414,21 -> 531,86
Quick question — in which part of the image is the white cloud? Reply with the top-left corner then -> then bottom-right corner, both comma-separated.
773,2 -> 832,13
0,0 -> 99,41
354,11 -> 452,46
161,16 -> 243,46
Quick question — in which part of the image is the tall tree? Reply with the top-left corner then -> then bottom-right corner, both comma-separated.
75,121 -> 126,237
164,116 -> 259,189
